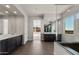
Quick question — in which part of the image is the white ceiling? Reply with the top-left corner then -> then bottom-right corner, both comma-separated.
19,4 -> 72,16
0,4 -> 73,17
0,4 -> 23,16
56,5 -> 72,14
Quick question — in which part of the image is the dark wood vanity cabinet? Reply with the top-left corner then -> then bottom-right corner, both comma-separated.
43,34 -> 62,42
16,36 -> 22,47
0,39 -> 8,55
7,37 -> 17,54
57,34 -> 62,42
43,34 -> 56,42
0,35 -> 23,55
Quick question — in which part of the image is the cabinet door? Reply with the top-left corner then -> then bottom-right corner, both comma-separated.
0,39 -> 8,55
17,35 -> 22,47
0,41 -> 1,54
7,37 -> 17,53
44,34 -> 55,42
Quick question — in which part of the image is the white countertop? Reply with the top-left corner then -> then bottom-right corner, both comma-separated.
43,32 -> 56,34
59,42 -> 79,43
54,42 -> 71,55
0,34 -> 22,41
54,42 -> 79,55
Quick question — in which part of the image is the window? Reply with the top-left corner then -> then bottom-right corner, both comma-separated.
64,15 -> 74,34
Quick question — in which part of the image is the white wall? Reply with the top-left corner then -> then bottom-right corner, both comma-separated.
24,15 -> 28,44
0,20 -> 3,34
57,19 -> 63,34
7,15 -> 24,35
61,6 -> 79,43
14,5 -> 29,44
16,16 -> 24,34
28,16 -> 33,41
0,15 -> 24,35
8,16 -> 16,34
0,15 -> 25,35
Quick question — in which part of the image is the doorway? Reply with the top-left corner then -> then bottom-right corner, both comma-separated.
33,20 -> 41,40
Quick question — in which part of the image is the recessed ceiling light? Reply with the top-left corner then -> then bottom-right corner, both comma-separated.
5,5 -> 10,8
5,11 -> 8,13
13,11 -> 17,14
